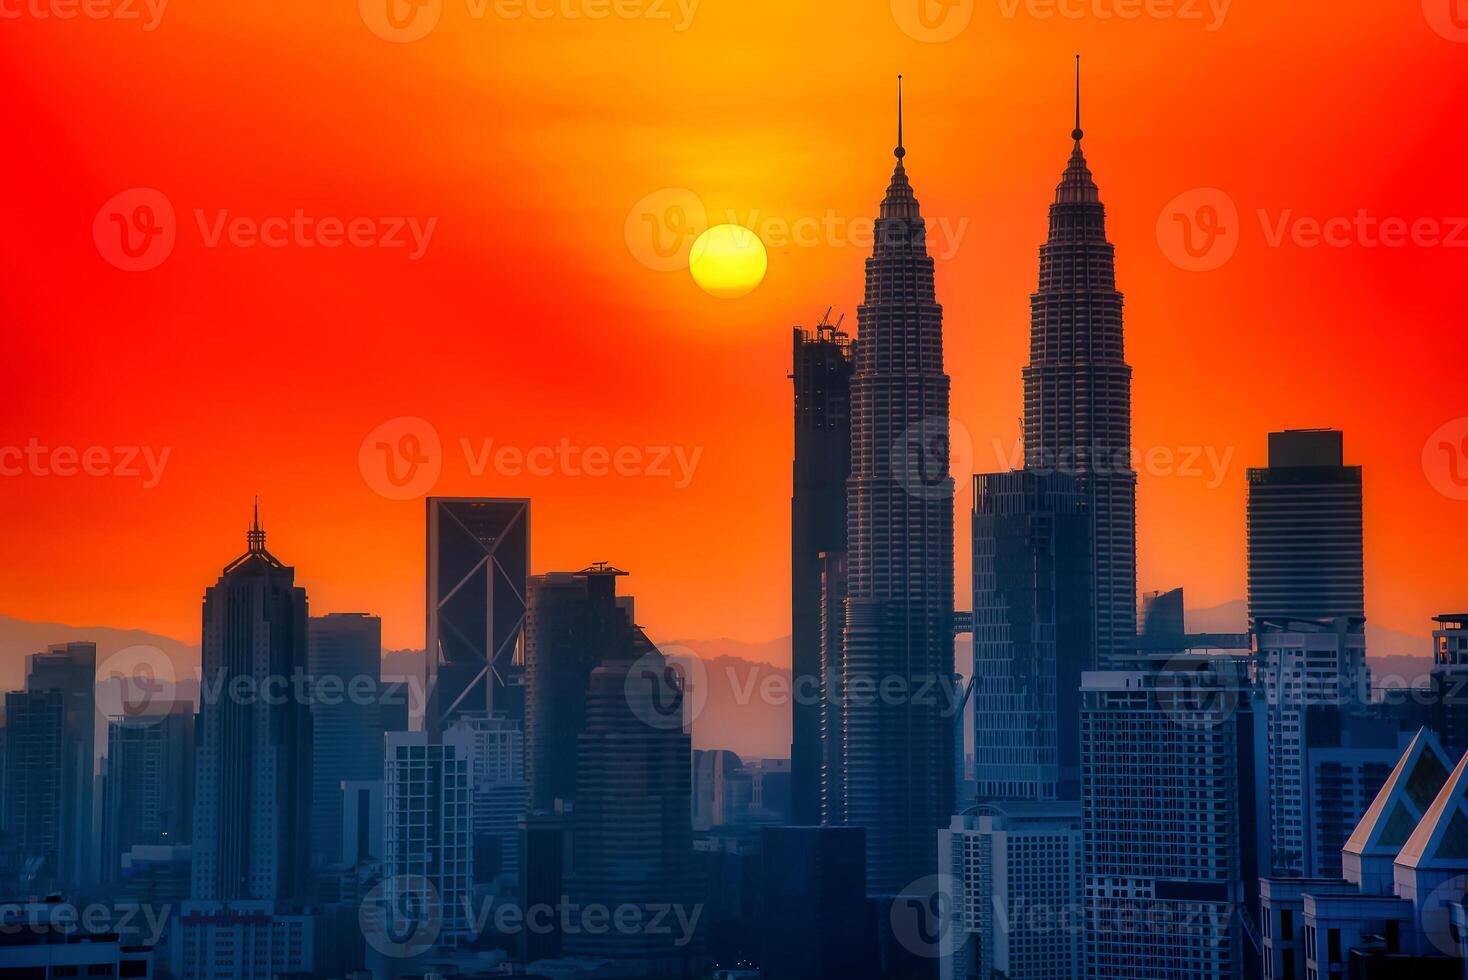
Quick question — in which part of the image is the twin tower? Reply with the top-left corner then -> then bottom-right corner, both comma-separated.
791,65 -> 1136,895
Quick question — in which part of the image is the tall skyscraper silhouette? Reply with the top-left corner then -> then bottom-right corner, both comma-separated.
523,564 -> 630,813
426,497 -> 530,735
971,471 -> 1091,804
1246,429 -> 1364,627
791,316 -> 852,826
1022,59 -> 1137,666
102,700 -> 195,882
307,612 -> 383,869
840,78 -> 956,893
792,315 -> 851,827
190,505 -> 312,903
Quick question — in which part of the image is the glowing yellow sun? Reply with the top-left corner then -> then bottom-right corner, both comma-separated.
688,223 -> 768,298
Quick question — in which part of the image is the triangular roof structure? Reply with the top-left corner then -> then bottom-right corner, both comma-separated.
1398,743 -> 1468,871
1345,727 -> 1453,860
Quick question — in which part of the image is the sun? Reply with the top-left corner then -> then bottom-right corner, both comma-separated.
688,223 -> 768,299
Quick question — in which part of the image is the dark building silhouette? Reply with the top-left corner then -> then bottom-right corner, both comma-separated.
1022,62 -> 1137,667
971,470 -> 1092,804
839,78 -> 956,894
426,497 -> 529,735
1430,614 -> 1468,757
190,506 -> 312,903
565,629 -> 705,975
26,642 -> 98,891
519,811 -> 569,964
102,700 -> 195,883
2,688 -> 64,891
307,612 -> 383,869
523,563 -> 630,812
1246,429 -> 1364,628
790,315 -> 852,826
758,826 -> 875,980
817,550 -> 848,825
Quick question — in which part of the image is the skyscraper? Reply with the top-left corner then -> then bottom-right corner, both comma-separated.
307,611 -> 383,869
565,629 -> 705,975
2,688 -> 64,891
523,563 -> 629,812
1246,429 -> 1365,627
102,700 -> 195,882
19,641 -> 98,890
426,497 -> 530,735
791,315 -> 853,826
1022,60 -> 1136,667
1082,658 -> 1251,979
840,77 -> 956,894
971,470 -> 1092,803
190,506 -> 312,904
1429,614 -> 1468,756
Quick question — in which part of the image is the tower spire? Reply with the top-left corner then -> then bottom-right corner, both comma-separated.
1072,54 -> 1083,143
895,74 -> 905,160
248,496 -> 266,552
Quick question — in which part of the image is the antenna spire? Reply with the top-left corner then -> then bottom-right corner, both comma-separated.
248,496 -> 266,552
895,74 -> 906,160
1072,55 -> 1084,143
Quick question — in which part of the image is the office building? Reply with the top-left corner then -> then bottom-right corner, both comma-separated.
840,80 -> 957,894
102,700 -> 195,882
1246,429 -> 1365,627
759,826 -> 874,980
1021,69 -> 1136,667
426,497 -> 529,735
790,315 -> 852,825
1429,614 -> 1468,757
971,470 -> 1091,803
308,611 -> 384,869
939,803 -> 1084,980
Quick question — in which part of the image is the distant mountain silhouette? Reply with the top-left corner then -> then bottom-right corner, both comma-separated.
0,613 -> 199,692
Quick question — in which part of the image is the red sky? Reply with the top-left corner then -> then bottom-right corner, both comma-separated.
3,0 -> 1467,654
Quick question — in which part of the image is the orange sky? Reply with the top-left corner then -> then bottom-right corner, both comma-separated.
2,0 -> 1466,654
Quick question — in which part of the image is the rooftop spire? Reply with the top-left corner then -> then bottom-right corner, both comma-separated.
1072,54 -> 1083,143
895,74 -> 905,160
247,496 -> 266,553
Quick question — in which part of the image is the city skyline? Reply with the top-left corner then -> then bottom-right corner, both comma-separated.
6,3 -> 1468,654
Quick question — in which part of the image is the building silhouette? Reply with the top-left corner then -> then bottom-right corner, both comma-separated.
1022,61 -> 1136,668
971,470 -> 1091,804
1429,614 -> 1468,757
1082,657 -> 1253,979
102,700 -> 195,883
759,826 -> 875,980
839,77 -> 956,895
790,316 -> 852,826
523,564 -> 630,812
307,611 -> 383,869
426,497 -> 529,735
564,629 -> 705,975
189,506 -> 312,904
1246,429 -> 1365,628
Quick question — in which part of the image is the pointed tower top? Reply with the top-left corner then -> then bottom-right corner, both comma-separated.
895,74 -> 906,160
1072,54 -> 1084,143
248,496 -> 266,553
